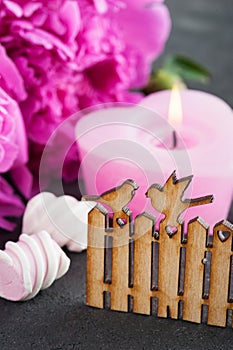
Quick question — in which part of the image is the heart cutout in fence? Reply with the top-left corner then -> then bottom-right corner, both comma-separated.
165,225 -> 178,238
217,230 -> 231,242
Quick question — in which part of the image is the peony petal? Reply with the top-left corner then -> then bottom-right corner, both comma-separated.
10,165 -> 33,199
0,181 -> 24,216
59,1 -> 81,42
0,112 -> 14,137
0,217 -> 15,231
0,45 -> 27,101
0,138 -> 18,173
3,0 -> 23,17
23,2 -> 42,17
0,87 -> 28,168
0,176 -> 25,231
92,0 -> 108,14
10,102 -> 28,168
11,21 -> 75,60
110,1 -> 171,61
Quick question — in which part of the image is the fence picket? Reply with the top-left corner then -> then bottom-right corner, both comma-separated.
86,207 -> 106,308
208,221 -> 233,327
133,214 -> 154,315
156,221 -> 181,319
85,175 -> 233,328
182,218 -> 208,323
110,211 -> 131,312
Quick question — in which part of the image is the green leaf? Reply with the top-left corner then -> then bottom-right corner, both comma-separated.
154,69 -> 186,91
163,55 -> 211,83
141,69 -> 186,95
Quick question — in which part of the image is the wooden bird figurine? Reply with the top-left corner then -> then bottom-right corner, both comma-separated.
146,171 -> 213,227
82,179 -> 139,214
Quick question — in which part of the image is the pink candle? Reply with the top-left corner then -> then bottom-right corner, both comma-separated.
75,89 -> 233,229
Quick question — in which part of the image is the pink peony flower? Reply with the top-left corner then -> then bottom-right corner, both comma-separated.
0,176 -> 25,230
0,86 -> 28,172
0,86 -> 31,230
0,0 -> 171,183
0,164 -> 32,231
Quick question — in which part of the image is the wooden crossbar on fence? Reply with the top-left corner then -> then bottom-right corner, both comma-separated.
85,172 -> 233,328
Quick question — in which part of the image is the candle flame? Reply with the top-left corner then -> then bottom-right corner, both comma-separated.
168,84 -> 183,130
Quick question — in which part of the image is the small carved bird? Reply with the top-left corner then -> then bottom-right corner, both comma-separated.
146,171 -> 213,227
82,179 -> 139,213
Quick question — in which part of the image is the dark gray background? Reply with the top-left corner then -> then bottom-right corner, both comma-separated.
0,1 -> 233,349
158,0 -> 233,108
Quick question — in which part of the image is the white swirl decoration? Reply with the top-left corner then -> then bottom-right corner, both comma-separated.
23,192 -> 96,252
0,231 -> 70,301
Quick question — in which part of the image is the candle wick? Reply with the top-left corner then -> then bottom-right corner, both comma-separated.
172,130 -> 177,149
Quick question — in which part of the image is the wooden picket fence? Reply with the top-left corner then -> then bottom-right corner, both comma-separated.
85,173 -> 233,328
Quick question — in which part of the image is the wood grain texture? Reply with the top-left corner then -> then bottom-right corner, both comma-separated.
86,208 -> 105,308
85,179 -> 138,312
146,171 -> 213,228
110,211 -> 131,312
182,218 -> 208,323
146,171 -> 213,319
133,214 -> 154,315
83,179 -> 138,213
85,174 -> 233,328
156,220 -> 181,319
208,221 -> 233,327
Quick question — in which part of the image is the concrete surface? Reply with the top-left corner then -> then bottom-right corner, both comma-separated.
0,1 -> 233,349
